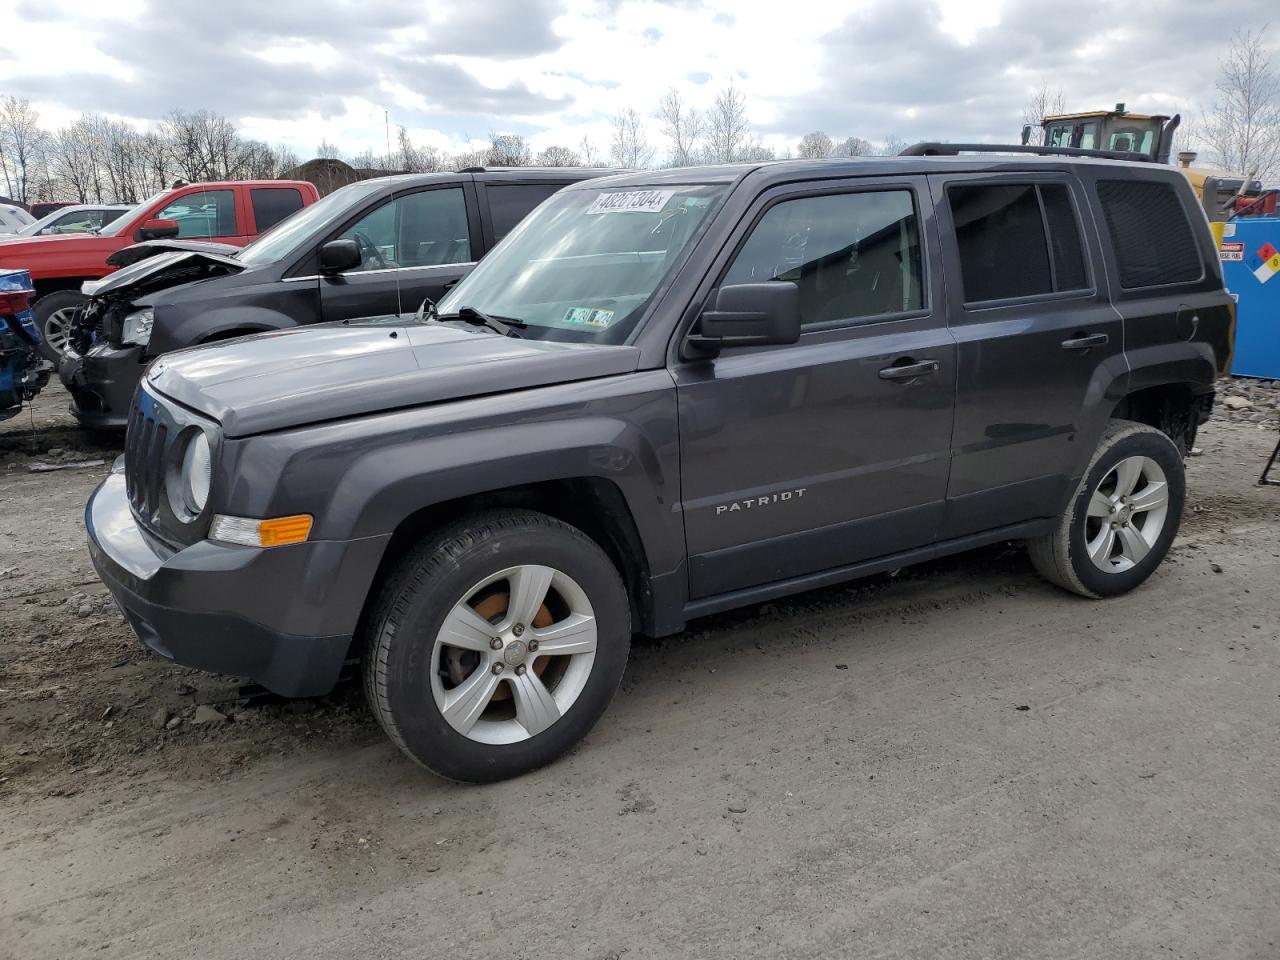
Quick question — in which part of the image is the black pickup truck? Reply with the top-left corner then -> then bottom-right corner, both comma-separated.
85,151 -> 1232,781
60,167 -> 613,428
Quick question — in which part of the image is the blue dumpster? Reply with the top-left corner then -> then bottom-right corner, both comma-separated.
1219,217 -> 1280,379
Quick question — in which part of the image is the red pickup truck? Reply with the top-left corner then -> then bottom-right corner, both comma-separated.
0,179 -> 319,360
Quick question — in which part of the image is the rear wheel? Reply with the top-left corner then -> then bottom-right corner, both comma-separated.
362,509 -> 630,782
1028,420 -> 1185,598
32,290 -> 87,361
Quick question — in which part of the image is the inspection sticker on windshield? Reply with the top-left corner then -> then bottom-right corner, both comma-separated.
563,307 -> 615,328
586,190 -> 674,215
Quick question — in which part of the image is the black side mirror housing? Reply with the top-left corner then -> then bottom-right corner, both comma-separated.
319,238 -> 362,273
134,218 -> 179,242
688,282 -> 801,357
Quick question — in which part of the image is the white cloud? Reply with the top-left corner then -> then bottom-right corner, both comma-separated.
0,0 -> 1271,161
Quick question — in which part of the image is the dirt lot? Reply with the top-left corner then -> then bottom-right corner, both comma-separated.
2,382 -> 1278,960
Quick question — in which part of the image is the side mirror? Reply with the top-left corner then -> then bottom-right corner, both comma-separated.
134,218 -> 179,242
1020,124 -> 1032,146
688,282 -> 801,356
319,238 -> 362,273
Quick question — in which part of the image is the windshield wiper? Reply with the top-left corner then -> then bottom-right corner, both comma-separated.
436,304 -> 527,338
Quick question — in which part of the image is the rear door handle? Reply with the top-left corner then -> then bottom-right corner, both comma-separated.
1061,332 -> 1109,351
878,359 -> 940,380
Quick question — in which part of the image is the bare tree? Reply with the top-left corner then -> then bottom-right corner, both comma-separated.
834,136 -> 872,157
579,134 -> 606,167
610,109 -> 654,168
536,145 -> 580,166
737,137 -> 775,162
877,134 -> 909,156
1022,83 -> 1068,145
706,81 -> 750,163
486,133 -> 531,166
0,96 -> 47,202
315,139 -> 344,161
452,146 -> 489,171
1200,26 -> 1280,180
797,131 -> 833,159
657,87 -> 703,166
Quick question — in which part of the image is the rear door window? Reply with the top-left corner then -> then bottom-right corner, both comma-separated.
948,182 -> 1089,303
251,188 -> 304,233
486,183 -> 563,241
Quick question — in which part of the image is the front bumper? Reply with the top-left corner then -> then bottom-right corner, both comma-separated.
86,461 -> 390,697
59,342 -> 146,430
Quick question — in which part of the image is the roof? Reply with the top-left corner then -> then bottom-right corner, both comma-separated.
562,152 -> 1176,193
1043,111 -> 1167,123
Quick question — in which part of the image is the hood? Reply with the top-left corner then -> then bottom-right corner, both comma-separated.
84,248 -> 244,298
0,231 -> 117,263
106,238 -> 241,269
145,319 -> 642,437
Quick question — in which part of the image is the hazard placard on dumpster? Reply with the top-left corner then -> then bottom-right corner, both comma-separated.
1222,219 -> 1280,378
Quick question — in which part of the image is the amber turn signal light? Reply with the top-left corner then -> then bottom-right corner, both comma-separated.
209,514 -> 313,548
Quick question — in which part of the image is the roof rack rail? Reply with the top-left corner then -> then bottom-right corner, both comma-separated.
898,142 -> 1151,162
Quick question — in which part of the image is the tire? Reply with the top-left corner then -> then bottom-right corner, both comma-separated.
32,290 -> 87,362
362,509 -> 631,782
1028,419 -> 1186,599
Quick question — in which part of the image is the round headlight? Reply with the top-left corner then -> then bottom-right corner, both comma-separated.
180,432 -> 211,515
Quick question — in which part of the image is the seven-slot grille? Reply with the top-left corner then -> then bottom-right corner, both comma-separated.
125,404 -> 167,519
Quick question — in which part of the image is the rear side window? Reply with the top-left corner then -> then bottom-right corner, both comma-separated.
487,183 -> 563,241
1096,179 -> 1202,288
251,188 -> 304,233
948,183 -> 1089,303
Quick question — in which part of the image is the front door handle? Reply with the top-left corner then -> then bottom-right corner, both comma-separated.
1061,332 -> 1109,351
879,359 -> 940,380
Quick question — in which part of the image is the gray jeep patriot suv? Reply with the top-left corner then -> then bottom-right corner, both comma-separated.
86,151 -> 1233,781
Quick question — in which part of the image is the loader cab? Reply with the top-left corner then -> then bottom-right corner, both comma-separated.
1025,103 -> 1178,163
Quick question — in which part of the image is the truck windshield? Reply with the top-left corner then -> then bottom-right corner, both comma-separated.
435,183 -> 727,343
236,179 -> 387,265
96,193 -> 168,236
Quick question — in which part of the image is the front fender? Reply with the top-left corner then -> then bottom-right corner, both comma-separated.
152,304 -> 296,353
218,371 -> 685,578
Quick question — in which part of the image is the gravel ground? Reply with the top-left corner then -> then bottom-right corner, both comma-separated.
1,381 -> 1278,960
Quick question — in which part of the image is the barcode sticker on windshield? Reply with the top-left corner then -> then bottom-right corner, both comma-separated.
563,307 -> 615,328
586,190 -> 674,215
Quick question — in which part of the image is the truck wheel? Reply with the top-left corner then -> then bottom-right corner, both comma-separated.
1028,420 -> 1185,599
362,509 -> 631,782
32,290 -> 87,361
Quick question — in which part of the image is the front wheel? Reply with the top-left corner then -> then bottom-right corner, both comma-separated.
32,290 -> 88,362
362,509 -> 631,782
1028,420 -> 1186,598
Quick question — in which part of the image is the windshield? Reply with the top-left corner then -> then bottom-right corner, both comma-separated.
236,180 -> 386,265
97,192 -> 168,236
435,183 -> 726,343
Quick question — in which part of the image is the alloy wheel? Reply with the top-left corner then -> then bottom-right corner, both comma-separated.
430,564 -> 598,745
1083,455 -> 1170,573
42,307 -> 76,356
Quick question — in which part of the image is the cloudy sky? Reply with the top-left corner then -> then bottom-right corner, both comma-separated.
0,0 -> 1270,160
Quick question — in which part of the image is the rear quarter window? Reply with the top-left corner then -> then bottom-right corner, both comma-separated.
1096,179 -> 1202,288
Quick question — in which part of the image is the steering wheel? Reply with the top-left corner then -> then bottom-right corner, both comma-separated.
352,231 -> 389,270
